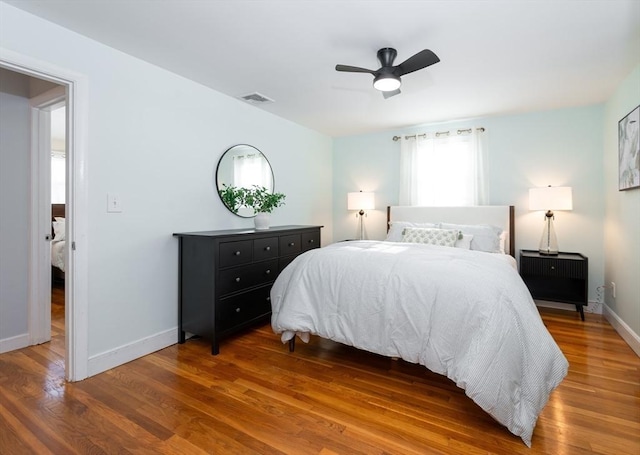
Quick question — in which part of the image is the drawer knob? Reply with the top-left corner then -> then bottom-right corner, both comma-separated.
309,239 -> 314,243
266,296 -> 270,302
235,307 -> 241,313
289,242 -> 295,247
234,251 -> 241,256
235,277 -> 241,283
265,246 -> 271,251
551,266 -> 555,270
265,269 -> 271,275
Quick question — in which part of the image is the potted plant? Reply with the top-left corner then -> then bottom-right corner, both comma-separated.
218,184 -> 286,229
218,184 -> 248,214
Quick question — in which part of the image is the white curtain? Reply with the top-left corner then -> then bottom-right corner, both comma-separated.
399,128 -> 487,206
233,153 -> 272,190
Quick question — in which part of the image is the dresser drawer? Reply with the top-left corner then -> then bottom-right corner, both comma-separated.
217,286 -> 272,333
218,259 -> 278,296
521,257 -> 586,279
279,255 -> 297,272
301,231 -> 320,252
219,240 -> 253,267
253,237 -> 279,261
280,234 -> 301,256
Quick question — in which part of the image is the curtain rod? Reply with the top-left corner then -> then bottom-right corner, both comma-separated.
392,127 -> 485,141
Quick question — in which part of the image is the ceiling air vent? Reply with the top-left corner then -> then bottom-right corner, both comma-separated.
239,92 -> 275,104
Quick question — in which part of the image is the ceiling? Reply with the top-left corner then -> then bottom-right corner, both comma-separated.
5,0 -> 640,137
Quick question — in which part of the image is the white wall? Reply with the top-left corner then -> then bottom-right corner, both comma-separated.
603,64 -> 640,346
0,83 -> 30,351
0,2 -> 333,373
333,105 -> 605,305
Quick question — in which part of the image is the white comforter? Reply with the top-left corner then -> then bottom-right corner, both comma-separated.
51,239 -> 65,272
271,241 -> 568,446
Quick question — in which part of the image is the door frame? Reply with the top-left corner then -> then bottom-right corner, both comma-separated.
0,47 -> 89,381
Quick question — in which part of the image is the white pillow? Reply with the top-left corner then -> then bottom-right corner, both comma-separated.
499,230 -> 507,254
440,223 -> 503,253
52,220 -> 65,241
386,221 -> 439,242
401,227 -> 459,247
455,234 -> 474,250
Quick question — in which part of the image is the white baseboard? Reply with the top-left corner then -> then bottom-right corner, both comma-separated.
603,304 -> 640,358
87,327 -> 177,377
0,332 -> 29,354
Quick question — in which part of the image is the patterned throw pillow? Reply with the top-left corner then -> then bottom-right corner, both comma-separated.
401,227 -> 459,247
386,221 -> 440,242
440,223 -> 503,253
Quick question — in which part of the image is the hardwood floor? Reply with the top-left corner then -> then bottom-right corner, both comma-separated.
1,299 -> 638,454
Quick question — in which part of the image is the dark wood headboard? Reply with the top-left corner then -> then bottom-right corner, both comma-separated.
52,204 -> 65,220
51,203 -> 65,238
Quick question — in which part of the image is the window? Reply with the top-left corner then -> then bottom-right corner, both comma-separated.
51,151 -> 66,203
50,106 -> 66,203
399,128 -> 487,206
233,153 -> 272,190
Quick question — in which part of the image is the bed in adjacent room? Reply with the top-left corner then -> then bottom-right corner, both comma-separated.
51,203 -> 66,283
270,205 -> 568,447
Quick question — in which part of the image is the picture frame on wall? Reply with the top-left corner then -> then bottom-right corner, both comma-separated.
618,105 -> 639,191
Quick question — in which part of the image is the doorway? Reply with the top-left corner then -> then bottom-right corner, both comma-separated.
0,69 -> 65,354
30,86 -> 66,349
0,50 -> 89,381
50,107 -> 67,348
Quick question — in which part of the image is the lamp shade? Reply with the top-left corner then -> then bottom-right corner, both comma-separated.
529,186 -> 573,211
347,191 -> 375,211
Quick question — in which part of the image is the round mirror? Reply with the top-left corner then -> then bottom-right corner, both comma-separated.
216,144 -> 275,217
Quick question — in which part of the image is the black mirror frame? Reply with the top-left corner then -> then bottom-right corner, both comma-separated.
215,144 -> 275,218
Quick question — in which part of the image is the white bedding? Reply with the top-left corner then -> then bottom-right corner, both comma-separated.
271,240 -> 568,446
51,239 -> 65,272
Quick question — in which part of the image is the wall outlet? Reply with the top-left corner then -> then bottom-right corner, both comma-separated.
611,281 -> 616,298
107,193 -> 122,213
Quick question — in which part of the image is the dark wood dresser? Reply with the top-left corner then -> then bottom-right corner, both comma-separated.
174,225 -> 322,354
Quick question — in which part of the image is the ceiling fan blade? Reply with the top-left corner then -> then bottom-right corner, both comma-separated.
395,49 -> 440,76
382,88 -> 401,99
335,64 -> 376,74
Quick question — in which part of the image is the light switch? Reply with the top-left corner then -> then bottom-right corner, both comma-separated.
107,193 -> 122,213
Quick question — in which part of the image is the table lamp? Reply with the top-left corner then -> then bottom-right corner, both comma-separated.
529,186 -> 572,255
347,191 -> 375,240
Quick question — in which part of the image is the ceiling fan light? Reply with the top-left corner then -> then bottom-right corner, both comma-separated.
373,75 -> 401,92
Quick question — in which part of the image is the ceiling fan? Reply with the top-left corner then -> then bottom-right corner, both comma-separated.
335,48 -> 440,99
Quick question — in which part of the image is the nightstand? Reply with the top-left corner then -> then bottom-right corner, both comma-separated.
519,250 -> 588,320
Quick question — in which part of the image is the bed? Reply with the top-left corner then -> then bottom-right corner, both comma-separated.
51,203 -> 66,283
270,205 -> 568,447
